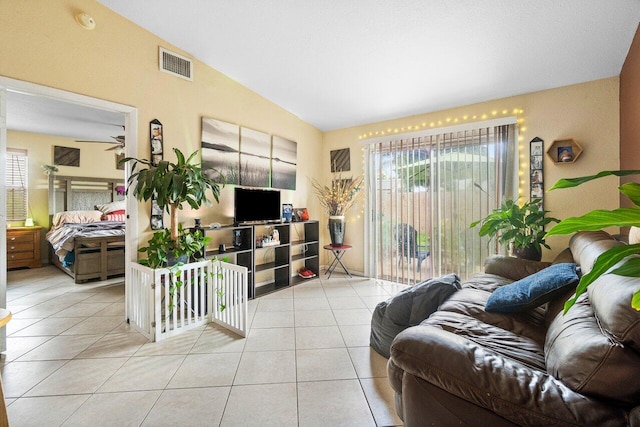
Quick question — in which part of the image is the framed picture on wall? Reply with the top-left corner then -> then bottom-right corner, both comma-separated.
202,117 -> 240,185
330,148 -> 350,172
150,119 -> 163,166
529,137 -> 544,209
54,146 -> 80,167
151,198 -> 163,230
151,215 -> 163,230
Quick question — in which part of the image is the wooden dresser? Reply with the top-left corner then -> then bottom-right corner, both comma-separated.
6,226 -> 43,269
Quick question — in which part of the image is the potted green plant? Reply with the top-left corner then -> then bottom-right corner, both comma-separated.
122,147 -> 225,265
546,170 -> 640,312
470,198 -> 558,261
138,225 -> 210,269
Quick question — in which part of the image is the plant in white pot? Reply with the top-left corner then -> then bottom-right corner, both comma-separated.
310,175 -> 364,246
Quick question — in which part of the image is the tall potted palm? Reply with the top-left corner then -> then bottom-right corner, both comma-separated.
122,147 -> 224,262
122,148 -> 227,339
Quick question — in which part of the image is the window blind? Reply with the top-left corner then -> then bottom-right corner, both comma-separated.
5,149 -> 28,220
367,122 -> 517,284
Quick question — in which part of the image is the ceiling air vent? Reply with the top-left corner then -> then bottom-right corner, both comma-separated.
159,47 -> 193,81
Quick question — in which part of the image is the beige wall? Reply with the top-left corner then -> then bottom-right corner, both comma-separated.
620,23 -> 640,209
324,77 -> 620,271
0,0 -> 323,252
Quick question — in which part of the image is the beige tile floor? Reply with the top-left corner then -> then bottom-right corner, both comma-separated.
3,265 -> 407,426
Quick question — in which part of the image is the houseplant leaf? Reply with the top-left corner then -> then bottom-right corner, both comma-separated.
545,208 -> 640,236
549,170 -> 640,313
548,170 -> 640,190
633,290 -> 640,310
619,182 -> 640,207
564,244 -> 640,312
609,257 -> 640,278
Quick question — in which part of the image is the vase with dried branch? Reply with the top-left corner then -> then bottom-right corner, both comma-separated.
310,175 -> 364,246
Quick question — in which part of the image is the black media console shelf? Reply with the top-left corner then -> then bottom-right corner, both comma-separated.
204,221 -> 319,298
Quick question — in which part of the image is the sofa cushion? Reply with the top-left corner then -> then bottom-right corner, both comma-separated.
569,230 -> 623,274
589,273 -> 640,351
422,311 -> 546,370
545,281 -> 640,405
483,255 -> 551,282
390,324 -> 628,426
437,285 -> 547,345
485,263 -> 580,314
370,274 -> 461,358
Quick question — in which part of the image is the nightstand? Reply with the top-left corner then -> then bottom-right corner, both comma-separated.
6,226 -> 43,269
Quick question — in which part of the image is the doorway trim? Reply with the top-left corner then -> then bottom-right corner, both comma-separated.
0,76 -> 138,352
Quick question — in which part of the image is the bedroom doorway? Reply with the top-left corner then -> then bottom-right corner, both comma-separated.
0,76 -> 138,352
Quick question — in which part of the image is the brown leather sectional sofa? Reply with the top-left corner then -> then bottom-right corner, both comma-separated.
388,231 -> 640,426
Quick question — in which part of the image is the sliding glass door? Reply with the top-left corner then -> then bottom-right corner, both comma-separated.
366,123 -> 516,284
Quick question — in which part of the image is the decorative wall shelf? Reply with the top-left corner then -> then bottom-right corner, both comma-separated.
546,138 -> 583,164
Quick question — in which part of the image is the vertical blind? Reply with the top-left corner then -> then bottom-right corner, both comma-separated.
367,123 -> 516,284
5,149 -> 28,220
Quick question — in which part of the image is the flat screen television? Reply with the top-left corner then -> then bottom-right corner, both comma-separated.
234,187 -> 281,224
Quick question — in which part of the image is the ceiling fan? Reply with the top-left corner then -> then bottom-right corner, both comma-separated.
75,134 -> 125,154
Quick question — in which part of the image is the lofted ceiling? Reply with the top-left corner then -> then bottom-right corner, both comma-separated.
5,1 -> 640,139
94,0 -> 640,131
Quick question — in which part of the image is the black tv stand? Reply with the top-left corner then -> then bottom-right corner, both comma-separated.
204,221 -> 319,298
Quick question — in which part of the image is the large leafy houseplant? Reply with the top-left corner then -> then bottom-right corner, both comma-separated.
546,170 -> 640,312
123,148 -> 224,243
470,198 -> 558,261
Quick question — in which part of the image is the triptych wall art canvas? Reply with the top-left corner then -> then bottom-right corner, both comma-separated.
201,117 -> 297,190
271,136 -> 297,190
202,118 -> 241,185
240,128 -> 271,187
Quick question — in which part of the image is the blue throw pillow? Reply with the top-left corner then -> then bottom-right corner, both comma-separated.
485,263 -> 580,313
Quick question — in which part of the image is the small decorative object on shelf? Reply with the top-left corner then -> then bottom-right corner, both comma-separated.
546,138 -> 583,164
282,204 -> 293,222
256,228 -> 280,248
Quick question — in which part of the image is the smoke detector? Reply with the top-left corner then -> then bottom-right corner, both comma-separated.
75,13 -> 96,30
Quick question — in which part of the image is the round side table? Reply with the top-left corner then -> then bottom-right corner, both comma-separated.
323,245 -> 352,279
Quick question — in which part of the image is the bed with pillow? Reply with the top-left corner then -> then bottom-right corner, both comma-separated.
46,175 -> 126,283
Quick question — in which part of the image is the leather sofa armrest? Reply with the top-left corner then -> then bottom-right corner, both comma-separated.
390,325 -> 626,426
484,255 -> 551,281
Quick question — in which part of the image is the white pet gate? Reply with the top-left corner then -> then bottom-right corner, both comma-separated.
126,259 -> 248,342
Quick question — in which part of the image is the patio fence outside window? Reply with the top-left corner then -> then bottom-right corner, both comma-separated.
365,120 -> 517,284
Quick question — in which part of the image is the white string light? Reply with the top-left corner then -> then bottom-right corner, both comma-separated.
356,107 -> 528,196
